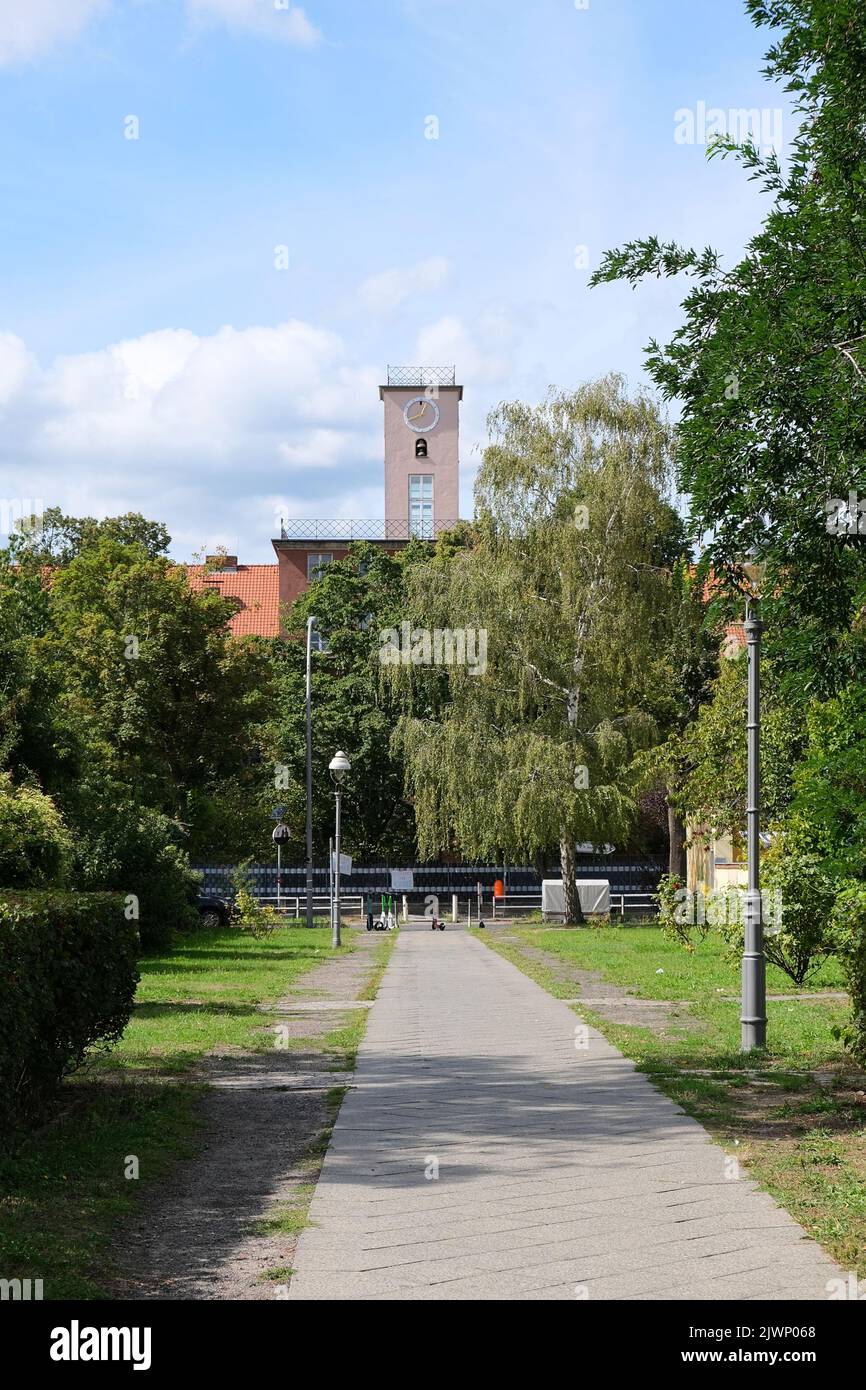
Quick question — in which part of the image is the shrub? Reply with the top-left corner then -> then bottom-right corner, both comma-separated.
755,843 -> 835,987
0,890 -> 139,1128
655,871 -> 711,950
231,860 -> 281,939
0,774 -> 72,888
829,879 -> 866,1065
656,843 -> 834,987
75,804 -> 200,952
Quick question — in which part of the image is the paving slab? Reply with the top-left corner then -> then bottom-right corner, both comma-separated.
288,930 -> 843,1301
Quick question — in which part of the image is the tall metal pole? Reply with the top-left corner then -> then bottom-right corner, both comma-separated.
741,596 -> 766,1050
305,617 -> 316,929
328,835 -> 333,935
332,789 -> 342,949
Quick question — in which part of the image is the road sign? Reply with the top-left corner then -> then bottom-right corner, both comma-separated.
271,806 -> 287,822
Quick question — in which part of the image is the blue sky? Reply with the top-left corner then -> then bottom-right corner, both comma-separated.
0,0 -> 790,560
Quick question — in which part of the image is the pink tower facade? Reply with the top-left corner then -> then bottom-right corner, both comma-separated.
380,366 -> 462,536
271,366 -> 463,630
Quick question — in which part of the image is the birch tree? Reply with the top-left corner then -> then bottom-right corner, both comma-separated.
392,374 -> 684,922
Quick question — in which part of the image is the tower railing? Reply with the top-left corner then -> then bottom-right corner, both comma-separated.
386,365 -> 456,388
277,518 -> 461,542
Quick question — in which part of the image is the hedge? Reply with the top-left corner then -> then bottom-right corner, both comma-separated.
0,891 -> 139,1129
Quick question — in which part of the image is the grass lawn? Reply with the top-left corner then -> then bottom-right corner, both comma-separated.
520,924 -> 847,1000
101,924 -> 341,1072
477,924 -> 866,1275
0,924 -> 354,1298
0,1084 -> 202,1299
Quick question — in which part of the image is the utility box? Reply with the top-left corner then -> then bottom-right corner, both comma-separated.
542,879 -> 610,919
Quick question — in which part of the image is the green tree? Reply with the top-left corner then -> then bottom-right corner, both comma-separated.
393,375 -> 685,922
0,543 -> 76,792
790,680 -> 866,879
632,564 -> 720,875
671,650 -> 807,838
16,507 -> 171,565
75,802 -> 200,951
269,542 -> 419,862
47,541 -> 273,838
591,0 -> 866,695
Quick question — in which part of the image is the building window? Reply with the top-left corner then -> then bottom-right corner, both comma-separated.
307,552 -> 333,582
310,628 -> 329,653
409,475 -> 434,538
415,438 -> 428,458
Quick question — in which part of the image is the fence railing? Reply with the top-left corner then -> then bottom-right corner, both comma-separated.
249,890 -> 656,924
277,518 -> 460,542
489,891 -> 658,919
259,894 -> 364,919
609,892 -> 658,918
386,365 -> 456,387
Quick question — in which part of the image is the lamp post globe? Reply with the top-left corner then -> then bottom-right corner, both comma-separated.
329,750 -> 351,785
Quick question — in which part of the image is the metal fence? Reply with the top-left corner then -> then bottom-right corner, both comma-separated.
194,860 -> 665,902
386,365 -> 456,387
277,518 -> 460,542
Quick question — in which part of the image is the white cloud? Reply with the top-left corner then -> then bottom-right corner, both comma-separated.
358,256 -> 452,314
415,314 -> 510,384
0,0 -> 321,66
0,0 -> 107,67
0,320 -> 382,557
0,332 -> 36,405
187,0 -> 321,46
278,428 -> 378,470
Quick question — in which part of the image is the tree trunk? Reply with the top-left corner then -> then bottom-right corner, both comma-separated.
667,795 -> 687,880
559,830 -> 584,925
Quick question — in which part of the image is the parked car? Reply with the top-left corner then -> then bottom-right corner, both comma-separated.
196,893 -> 235,929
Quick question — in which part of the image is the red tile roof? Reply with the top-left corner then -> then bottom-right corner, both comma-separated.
186,564 -> 280,638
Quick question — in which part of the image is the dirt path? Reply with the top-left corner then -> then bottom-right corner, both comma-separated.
112,929 -> 388,1301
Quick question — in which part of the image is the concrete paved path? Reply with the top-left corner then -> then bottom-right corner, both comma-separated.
288,931 -> 843,1301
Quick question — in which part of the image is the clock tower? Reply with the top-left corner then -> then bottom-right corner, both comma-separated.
380,366 -> 462,537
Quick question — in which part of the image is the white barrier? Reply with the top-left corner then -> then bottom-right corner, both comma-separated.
491,891 -> 657,920
258,894 -> 364,919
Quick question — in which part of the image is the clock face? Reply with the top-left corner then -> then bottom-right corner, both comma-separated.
403,395 -> 441,433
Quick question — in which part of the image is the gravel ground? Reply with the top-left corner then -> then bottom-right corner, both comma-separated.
111,929 -> 384,1300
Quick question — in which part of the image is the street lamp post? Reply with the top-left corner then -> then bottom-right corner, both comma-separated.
328,751 -> 351,949
741,561 -> 767,1051
305,617 -> 316,930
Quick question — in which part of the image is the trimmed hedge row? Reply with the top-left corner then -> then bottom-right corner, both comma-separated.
0,891 -> 140,1129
